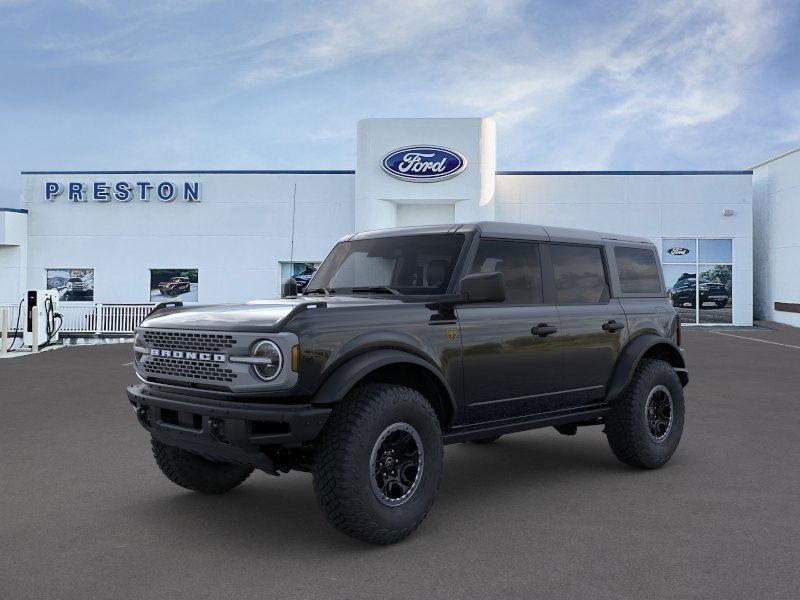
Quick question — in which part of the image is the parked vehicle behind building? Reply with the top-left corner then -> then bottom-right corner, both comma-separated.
127,222 -> 688,544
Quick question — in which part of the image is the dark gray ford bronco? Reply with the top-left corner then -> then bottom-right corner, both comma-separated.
127,222 -> 688,544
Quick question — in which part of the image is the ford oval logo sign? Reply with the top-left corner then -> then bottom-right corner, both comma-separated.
667,247 -> 691,256
381,145 -> 467,182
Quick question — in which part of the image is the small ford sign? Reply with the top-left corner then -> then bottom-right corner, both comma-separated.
667,247 -> 690,256
381,146 -> 467,182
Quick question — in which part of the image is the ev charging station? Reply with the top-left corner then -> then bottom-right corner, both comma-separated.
23,289 -> 62,349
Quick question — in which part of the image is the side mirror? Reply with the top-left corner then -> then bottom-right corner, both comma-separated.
283,277 -> 299,297
458,272 -> 505,303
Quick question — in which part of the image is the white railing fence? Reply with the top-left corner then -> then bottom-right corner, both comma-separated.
0,303 -> 155,335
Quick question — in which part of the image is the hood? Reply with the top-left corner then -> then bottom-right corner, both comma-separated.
139,295 -> 406,332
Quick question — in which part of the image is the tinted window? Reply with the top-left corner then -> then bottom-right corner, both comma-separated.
614,246 -> 662,293
308,234 -> 465,296
550,244 -> 608,304
470,240 -> 542,304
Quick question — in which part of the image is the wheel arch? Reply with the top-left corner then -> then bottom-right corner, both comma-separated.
606,334 -> 688,403
310,349 -> 457,428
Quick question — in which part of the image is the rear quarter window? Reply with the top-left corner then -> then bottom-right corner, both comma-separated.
614,246 -> 662,294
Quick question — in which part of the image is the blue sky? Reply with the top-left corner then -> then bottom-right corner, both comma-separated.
1,0 -> 799,208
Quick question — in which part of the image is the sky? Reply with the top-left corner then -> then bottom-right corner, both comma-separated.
1,0 -> 799,208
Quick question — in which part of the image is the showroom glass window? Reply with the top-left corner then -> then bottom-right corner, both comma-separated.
46,268 -> 94,303
280,261 -> 321,297
662,239 -> 733,325
469,239 -> 543,304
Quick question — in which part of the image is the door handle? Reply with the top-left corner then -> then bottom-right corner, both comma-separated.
531,323 -> 558,337
602,320 -> 625,332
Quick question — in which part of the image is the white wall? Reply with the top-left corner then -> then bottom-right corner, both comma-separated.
753,149 -> 800,327
496,173 -> 753,325
355,118 -> 496,231
0,210 -> 28,304
21,173 -> 355,304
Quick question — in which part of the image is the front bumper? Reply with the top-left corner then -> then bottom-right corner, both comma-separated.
127,384 -> 331,472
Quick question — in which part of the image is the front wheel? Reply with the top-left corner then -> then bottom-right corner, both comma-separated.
605,358 -> 684,469
312,383 -> 443,544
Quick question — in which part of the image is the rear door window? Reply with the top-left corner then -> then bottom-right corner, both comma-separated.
550,244 -> 609,304
614,246 -> 662,294
470,239 -> 543,304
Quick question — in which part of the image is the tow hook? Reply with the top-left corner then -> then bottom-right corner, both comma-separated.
209,418 -> 226,442
135,406 -> 150,427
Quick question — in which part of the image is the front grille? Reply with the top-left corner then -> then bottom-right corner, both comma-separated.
142,330 -> 237,353
143,356 -> 238,383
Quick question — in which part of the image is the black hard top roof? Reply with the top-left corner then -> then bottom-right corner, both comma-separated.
344,222 -> 653,245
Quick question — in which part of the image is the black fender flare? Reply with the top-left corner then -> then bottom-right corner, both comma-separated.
605,334 -> 688,403
310,349 -> 457,426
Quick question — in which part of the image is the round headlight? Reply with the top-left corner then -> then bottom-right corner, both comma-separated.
252,340 -> 283,381
133,332 -> 145,365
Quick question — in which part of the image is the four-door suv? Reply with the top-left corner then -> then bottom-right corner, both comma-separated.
158,276 -> 191,297
671,275 -> 729,308
127,222 -> 688,544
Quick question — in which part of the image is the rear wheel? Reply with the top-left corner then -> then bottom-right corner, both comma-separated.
605,358 -> 684,469
312,383 -> 443,544
151,438 -> 253,494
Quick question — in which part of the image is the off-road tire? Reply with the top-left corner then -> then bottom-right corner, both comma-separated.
151,438 -> 254,494
312,383 -> 443,544
605,358 -> 684,469
472,435 -> 502,444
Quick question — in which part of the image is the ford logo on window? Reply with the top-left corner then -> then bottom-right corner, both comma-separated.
667,247 -> 691,256
381,146 -> 467,182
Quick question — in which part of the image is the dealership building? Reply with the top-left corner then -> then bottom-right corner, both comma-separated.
1,117 -> 798,331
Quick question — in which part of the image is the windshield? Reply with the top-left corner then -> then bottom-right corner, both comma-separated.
307,233 -> 466,296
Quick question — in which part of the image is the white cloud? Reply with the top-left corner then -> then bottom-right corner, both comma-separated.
238,0 -> 521,87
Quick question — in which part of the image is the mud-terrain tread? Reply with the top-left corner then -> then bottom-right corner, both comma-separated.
151,438 -> 253,494
605,358 -> 684,469
312,383 -> 442,544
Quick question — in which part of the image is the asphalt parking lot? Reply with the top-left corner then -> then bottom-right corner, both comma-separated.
2,325 -> 799,599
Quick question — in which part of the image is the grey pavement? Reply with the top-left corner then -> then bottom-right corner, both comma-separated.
1,324 -> 799,599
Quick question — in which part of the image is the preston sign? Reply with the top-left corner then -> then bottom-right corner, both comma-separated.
381,146 -> 467,182
44,181 -> 201,202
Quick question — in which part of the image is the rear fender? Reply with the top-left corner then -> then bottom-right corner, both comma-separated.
606,334 -> 687,402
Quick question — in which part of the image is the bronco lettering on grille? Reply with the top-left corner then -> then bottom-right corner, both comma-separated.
150,348 -> 226,362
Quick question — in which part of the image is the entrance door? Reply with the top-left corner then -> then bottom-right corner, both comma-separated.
458,239 -> 563,425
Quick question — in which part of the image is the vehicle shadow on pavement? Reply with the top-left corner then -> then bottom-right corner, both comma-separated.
125,430 -> 633,550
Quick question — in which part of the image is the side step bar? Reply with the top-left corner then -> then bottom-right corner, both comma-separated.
442,405 -> 610,445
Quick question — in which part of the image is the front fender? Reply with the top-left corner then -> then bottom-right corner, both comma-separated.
605,334 -> 687,403
310,348 -> 457,424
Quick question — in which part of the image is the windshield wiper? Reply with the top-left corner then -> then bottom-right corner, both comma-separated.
349,286 -> 400,295
304,287 -> 334,296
